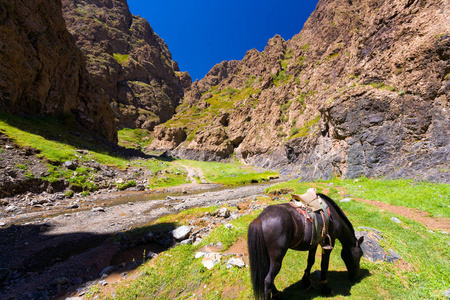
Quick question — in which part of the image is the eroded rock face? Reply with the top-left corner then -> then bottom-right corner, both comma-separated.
61,0 -> 191,130
150,0 -> 449,182
0,0 -> 117,141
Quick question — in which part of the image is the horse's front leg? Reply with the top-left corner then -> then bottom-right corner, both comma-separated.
301,246 -> 317,288
319,248 -> 334,296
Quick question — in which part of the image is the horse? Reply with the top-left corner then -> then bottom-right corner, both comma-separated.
247,193 -> 364,300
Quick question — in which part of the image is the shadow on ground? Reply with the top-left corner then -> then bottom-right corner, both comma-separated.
0,112 -> 175,161
0,222 -> 176,299
281,269 -> 371,299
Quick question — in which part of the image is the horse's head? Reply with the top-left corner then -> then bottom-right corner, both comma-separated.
341,236 -> 364,280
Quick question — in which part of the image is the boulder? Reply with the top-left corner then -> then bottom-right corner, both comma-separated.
172,225 -> 191,241
226,257 -> 246,269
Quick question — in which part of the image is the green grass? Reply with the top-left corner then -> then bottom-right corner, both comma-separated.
179,160 -> 279,186
113,53 -> 130,65
103,206 -> 263,300
0,113 -> 280,192
327,177 -> 450,218
95,180 -> 449,299
163,86 -> 260,140
118,128 -> 153,150
289,115 -> 321,139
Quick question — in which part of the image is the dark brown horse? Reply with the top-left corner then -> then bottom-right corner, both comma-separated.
247,193 -> 364,300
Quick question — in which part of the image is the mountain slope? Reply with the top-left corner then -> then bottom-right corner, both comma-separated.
0,0 -> 117,141
149,0 -> 449,182
61,0 -> 191,130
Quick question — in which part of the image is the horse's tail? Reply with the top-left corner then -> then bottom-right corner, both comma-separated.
248,218 -> 269,300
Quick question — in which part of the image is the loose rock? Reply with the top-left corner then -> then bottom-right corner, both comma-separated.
202,253 -> 221,269
172,225 -> 191,241
226,257 -> 246,269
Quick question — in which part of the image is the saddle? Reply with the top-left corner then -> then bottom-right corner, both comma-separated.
290,188 -> 333,250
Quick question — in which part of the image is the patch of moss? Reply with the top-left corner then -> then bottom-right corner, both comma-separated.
113,53 -> 130,65
289,115 -> 321,139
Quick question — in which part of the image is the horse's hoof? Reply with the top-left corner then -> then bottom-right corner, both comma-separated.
320,285 -> 334,296
301,275 -> 312,289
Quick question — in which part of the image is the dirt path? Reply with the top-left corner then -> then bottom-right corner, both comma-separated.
177,163 -> 208,184
0,182 -> 275,300
328,185 -> 450,232
354,197 -> 450,232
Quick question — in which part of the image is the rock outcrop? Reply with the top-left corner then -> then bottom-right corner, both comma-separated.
150,0 -> 449,182
61,0 -> 191,130
0,0 -> 117,141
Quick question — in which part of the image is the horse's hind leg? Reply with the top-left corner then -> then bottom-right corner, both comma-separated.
264,249 -> 287,300
301,246 -> 317,288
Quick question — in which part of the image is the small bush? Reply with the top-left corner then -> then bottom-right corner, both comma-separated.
117,180 -> 136,191
290,127 -> 301,136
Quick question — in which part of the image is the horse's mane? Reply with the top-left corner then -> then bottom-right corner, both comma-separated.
318,193 -> 355,235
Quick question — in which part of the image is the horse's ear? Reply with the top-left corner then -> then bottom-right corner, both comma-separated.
357,236 -> 364,246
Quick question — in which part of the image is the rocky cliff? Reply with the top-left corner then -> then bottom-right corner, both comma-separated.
149,0 -> 449,182
0,0 -> 117,141
61,0 -> 191,130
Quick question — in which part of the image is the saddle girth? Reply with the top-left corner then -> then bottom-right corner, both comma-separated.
289,197 -> 333,250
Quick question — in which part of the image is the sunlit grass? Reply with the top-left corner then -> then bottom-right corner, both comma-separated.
328,177 -> 450,218
96,179 -> 449,299
179,159 -> 279,185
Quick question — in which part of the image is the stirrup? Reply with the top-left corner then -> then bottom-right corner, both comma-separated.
321,234 -> 333,250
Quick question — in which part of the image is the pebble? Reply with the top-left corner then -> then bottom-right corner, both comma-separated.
391,217 -> 402,224
216,207 -> 230,218
340,198 -> 352,202
224,223 -> 234,229
91,207 -> 105,212
180,239 -> 192,245
98,280 -> 108,286
64,161 -> 77,170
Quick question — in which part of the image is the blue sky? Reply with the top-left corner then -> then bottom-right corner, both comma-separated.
127,0 -> 319,81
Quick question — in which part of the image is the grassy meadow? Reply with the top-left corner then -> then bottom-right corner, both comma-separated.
87,179 -> 449,299
0,114 -> 279,192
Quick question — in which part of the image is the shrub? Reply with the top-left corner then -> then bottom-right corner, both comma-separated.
117,180 -> 137,191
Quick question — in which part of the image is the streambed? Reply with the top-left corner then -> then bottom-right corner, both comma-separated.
0,180 -> 283,299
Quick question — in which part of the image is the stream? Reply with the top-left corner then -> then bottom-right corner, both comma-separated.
0,179 -> 284,299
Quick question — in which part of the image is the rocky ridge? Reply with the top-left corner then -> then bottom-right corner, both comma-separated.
61,0 -> 191,130
149,0 -> 449,182
0,0 -> 117,142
